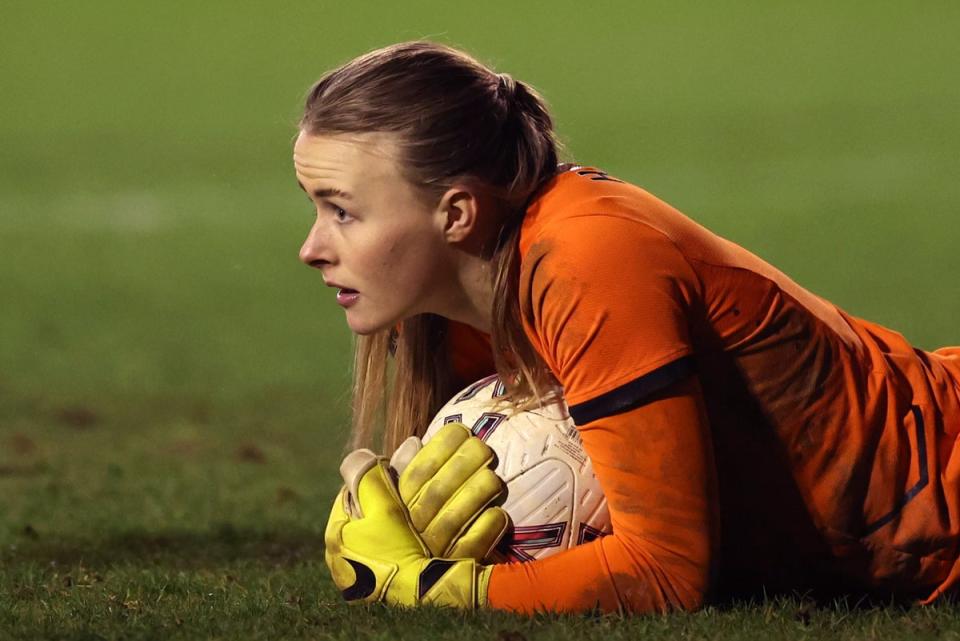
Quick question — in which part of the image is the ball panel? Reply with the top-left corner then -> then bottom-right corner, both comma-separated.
500,459 -> 574,525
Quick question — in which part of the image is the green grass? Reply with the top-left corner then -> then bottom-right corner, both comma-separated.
2,1 -> 960,638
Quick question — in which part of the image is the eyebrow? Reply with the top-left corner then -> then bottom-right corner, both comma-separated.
297,181 -> 353,200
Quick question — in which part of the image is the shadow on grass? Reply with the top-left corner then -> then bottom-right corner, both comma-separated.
1,524 -> 325,571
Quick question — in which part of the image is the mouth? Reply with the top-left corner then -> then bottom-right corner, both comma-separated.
335,287 -> 360,308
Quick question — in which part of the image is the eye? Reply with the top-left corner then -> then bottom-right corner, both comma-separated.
328,203 -> 353,223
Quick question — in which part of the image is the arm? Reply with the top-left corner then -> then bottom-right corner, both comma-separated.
491,213 -> 718,613
488,372 -> 719,613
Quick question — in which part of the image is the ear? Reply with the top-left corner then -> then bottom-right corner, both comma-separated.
436,186 -> 481,243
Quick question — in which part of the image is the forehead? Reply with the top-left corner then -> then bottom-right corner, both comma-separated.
293,131 -> 405,188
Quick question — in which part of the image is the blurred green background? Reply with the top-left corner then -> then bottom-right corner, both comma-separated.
1,1 -> 959,637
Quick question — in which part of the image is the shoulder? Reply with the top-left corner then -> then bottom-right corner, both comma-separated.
519,165 -> 694,259
518,166 -> 700,297
515,169 -> 702,391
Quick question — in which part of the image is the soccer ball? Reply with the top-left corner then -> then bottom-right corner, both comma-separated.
423,374 -> 611,562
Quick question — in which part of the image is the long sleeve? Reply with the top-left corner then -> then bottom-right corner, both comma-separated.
490,196 -> 719,613
487,375 -> 719,613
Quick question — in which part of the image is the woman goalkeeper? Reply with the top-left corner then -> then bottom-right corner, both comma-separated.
296,41 -> 960,614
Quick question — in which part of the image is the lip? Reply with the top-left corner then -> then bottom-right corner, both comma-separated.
324,280 -> 360,308
335,288 -> 360,308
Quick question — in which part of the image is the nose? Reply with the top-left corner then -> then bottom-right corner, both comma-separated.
299,221 -> 335,269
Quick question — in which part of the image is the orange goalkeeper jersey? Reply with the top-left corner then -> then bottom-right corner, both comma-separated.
453,166 -> 960,614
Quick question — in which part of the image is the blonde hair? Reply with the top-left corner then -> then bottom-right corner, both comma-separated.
300,42 -> 562,452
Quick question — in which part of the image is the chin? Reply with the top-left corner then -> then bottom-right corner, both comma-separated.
349,325 -> 382,336
345,304 -> 419,336
346,319 -> 380,336
345,311 -> 395,336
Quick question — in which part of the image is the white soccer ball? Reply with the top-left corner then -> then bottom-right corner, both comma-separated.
423,374 -> 611,562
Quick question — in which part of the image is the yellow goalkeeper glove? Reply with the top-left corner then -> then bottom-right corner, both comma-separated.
324,448 -> 493,608
389,422 -> 509,560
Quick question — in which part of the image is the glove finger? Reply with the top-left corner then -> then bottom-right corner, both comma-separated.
389,435 -> 422,477
398,422 -> 472,503
339,448 -> 381,519
407,437 -> 496,532
421,467 -> 504,556
447,506 -> 511,561
340,449 -> 410,522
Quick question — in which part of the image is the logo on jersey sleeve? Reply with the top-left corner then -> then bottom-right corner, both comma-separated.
576,169 -> 623,183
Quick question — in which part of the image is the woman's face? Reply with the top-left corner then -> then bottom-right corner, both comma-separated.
294,131 -> 453,335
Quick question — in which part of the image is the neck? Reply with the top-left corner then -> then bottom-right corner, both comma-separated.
439,251 -> 495,334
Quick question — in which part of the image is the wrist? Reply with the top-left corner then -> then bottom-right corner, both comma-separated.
389,558 -> 492,609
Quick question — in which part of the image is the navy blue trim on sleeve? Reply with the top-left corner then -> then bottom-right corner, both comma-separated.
568,355 -> 696,425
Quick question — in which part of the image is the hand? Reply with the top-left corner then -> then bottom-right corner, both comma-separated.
390,422 -> 509,560
324,448 -> 492,608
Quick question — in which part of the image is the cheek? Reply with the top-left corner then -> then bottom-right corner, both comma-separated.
375,226 -> 442,274
394,238 -> 443,278
356,237 -> 404,278
343,215 -> 446,301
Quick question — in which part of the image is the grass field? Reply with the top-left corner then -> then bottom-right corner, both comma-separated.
2,2 -> 959,639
